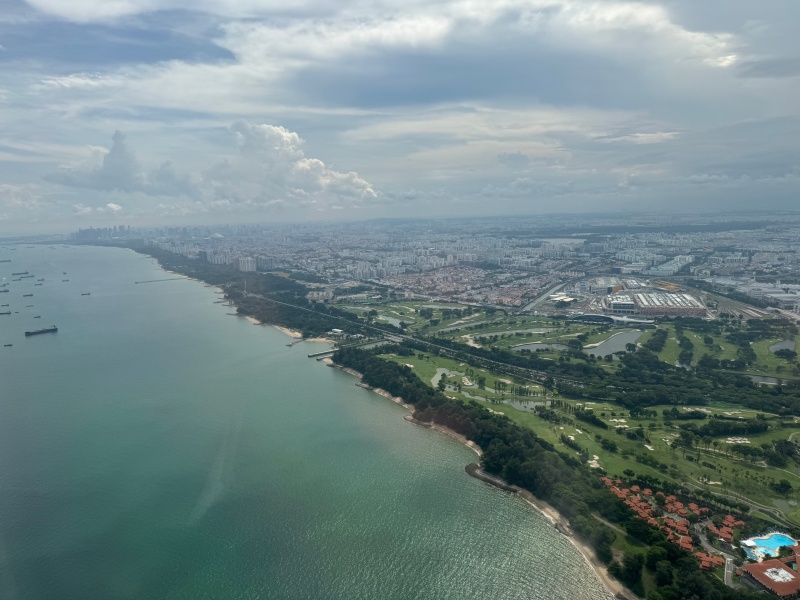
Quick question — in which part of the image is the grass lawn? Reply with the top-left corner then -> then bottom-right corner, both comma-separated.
367,317 -> 800,521
744,338 -> 799,377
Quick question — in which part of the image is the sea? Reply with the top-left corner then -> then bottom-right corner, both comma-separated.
0,245 -> 611,600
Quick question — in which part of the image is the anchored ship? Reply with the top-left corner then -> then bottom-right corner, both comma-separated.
25,326 -> 57,337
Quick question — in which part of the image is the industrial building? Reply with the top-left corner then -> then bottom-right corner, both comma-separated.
604,291 -> 706,317
606,294 -> 637,315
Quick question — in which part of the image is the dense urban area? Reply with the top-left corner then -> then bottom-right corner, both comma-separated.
67,213 -> 800,600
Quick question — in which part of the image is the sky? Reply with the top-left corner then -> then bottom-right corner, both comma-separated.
1,0 -> 799,233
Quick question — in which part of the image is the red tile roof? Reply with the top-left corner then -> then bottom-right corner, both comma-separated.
743,559 -> 800,597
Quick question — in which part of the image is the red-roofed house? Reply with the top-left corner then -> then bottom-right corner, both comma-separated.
743,559 -> 800,598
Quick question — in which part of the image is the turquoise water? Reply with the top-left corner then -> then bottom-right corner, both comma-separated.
0,245 -> 610,600
744,533 -> 797,560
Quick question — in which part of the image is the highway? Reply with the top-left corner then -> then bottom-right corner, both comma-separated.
238,290 -> 585,388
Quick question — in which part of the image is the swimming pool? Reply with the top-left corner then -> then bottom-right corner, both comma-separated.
743,532 -> 797,561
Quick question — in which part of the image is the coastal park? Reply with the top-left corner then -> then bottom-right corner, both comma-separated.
341,301 -> 800,529
379,348 -> 800,528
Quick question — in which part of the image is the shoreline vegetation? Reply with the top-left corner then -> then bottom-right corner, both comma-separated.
330,359 -> 631,600
244,312 -> 333,343
328,359 -> 625,598
114,244 -> 769,600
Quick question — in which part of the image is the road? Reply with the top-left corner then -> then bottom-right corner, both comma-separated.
241,290 -> 586,388
518,281 -> 569,313
592,514 -> 630,539
693,522 -> 739,588
725,557 -> 736,587
683,480 -> 795,528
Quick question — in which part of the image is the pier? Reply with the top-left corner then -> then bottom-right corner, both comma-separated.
134,277 -> 187,284
308,349 -> 336,358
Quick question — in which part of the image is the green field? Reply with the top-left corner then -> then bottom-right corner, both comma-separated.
349,307 -> 800,519
377,347 -> 800,521
637,322 -> 797,380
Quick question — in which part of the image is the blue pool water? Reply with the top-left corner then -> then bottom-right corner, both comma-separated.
744,533 -> 797,560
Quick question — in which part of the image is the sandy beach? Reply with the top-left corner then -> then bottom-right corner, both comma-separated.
245,316 -> 262,325
273,325 -> 302,338
305,337 -> 334,343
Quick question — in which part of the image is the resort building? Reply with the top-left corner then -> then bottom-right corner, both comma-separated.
743,547 -> 800,598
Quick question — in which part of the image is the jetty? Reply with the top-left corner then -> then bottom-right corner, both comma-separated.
134,277 -> 186,284
308,349 -> 335,358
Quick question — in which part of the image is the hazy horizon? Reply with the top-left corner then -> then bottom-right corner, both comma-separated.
1,0 -> 799,233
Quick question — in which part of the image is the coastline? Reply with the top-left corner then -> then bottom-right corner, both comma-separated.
330,358 -> 626,600
273,324 -> 302,338
516,490 -> 629,598
140,248 -> 627,600
270,324 -> 332,343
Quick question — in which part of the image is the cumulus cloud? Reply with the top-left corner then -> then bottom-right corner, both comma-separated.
202,120 -> 377,211
44,122 -> 378,217
0,183 -> 46,222
2,0 -> 799,227
46,131 -> 199,198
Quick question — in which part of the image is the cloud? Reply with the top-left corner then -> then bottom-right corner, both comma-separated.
498,152 -> 530,171
202,120 -> 377,210
45,131 -> 200,198
44,121 -> 378,217
2,0 -> 799,229
0,183 -> 46,221
46,131 -> 144,192
735,57 -> 800,79
71,203 -> 93,216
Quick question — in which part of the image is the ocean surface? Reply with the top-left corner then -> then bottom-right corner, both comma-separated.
0,245 -> 611,600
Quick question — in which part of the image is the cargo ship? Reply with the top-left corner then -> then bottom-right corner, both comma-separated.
11,271 -> 28,276
81,293 -> 90,296
0,311 -> 10,315
25,326 -> 57,336
23,294 -> 33,297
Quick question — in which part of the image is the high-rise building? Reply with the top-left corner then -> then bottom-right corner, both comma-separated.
238,257 -> 256,272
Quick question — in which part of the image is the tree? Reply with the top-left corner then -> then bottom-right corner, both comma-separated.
654,560 -> 674,586
771,479 -> 793,496
567,338 -> 583,351
646,546 -> 668,570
